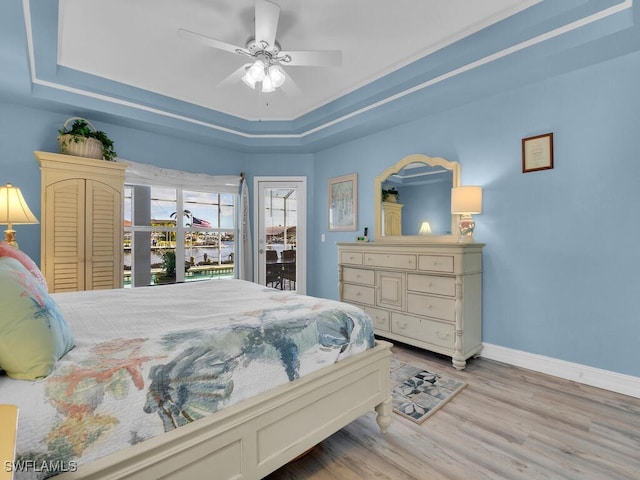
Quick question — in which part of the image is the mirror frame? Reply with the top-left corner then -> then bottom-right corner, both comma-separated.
374,153 -> 461,243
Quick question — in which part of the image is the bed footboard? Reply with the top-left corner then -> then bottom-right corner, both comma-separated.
56,340 -> 392,480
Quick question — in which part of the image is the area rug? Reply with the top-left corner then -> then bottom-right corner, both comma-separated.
390,356 -> 467,424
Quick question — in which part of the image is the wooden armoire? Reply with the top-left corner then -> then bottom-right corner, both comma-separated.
35,151 -> 127,292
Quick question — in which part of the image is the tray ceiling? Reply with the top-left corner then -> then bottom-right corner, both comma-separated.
57,0 -> 537,121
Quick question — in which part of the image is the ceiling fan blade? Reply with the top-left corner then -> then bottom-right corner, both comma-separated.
255,0 -> 280,48
178,28 -> 249,56
279,50 -> 342,67
216,64 -> 251,88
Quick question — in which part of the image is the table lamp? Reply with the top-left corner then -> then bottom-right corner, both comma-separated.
451,186 -> 482,243
418,221 -> 432,235
0,183 -> 39,249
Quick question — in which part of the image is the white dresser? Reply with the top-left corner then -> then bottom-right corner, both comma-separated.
337,242 -> 483,369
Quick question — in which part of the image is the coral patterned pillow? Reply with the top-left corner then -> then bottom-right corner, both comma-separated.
0,241 -> 48,291
0,257 -> 74,380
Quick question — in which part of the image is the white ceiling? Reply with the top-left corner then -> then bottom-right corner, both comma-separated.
57,0 -> 537,121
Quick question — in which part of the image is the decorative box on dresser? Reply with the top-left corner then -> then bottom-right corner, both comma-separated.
337,242 -> 484,369
35,151 -> 127,293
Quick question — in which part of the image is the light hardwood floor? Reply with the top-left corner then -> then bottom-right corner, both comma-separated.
266,342 -> 640,480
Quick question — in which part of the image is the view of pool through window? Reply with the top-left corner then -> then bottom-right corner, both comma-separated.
124,185 -> 236,287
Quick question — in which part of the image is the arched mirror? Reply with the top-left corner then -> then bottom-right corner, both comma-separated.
374,154 -> 460,242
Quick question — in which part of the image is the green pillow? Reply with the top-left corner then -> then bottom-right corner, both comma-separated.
0,257 -> 75,380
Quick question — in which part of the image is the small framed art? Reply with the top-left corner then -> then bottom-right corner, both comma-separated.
522,132 -> 554,173
328,173 -> 357,231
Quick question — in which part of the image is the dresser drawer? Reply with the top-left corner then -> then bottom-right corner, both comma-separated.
391,313 -> 455,349
363,306 -> 390,332
407,273 -> 455,297
418,255 -> 454,273
343,283 -> 375,306
407,293 -> 455,322
364,253 -> 416,269
340,251 -> 363,265
343,267 -> 374,286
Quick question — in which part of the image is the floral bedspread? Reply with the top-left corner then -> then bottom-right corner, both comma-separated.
0,279 -> 374,479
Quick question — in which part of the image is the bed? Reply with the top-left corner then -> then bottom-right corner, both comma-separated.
0,269 -> 392,480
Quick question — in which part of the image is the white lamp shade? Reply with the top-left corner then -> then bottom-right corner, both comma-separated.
0,183 -> 39,225
268,65 -> 286,88
451,186 -> 482,214
261,74 -> 275,93
241,71 -> 257,89
247,60 -> 266,82
418,221 -> 432,235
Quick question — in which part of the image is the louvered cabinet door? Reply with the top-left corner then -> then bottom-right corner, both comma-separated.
43,178 -> 86,292
382,202 -> 403,236
85,180 -> 122,290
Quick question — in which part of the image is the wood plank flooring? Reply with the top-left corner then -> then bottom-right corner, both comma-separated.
265,342 -> 640,480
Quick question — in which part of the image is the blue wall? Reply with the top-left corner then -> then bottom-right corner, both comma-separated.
313,48 -> 640,377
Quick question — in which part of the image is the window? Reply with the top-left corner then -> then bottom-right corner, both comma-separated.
124,185 -> 236,287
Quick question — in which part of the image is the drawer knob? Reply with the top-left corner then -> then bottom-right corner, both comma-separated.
397,321 -> 408,329
427,282 -> 433,287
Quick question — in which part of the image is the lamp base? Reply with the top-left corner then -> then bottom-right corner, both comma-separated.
457,214 -> 476,243
4,228 -> 18,249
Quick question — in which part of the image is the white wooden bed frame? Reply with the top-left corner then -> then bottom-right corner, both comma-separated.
9,340 -> 391,480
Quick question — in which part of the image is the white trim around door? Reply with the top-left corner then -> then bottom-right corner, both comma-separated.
253,176 -> 307,295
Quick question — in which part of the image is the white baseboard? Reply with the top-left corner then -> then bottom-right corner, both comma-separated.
480,343 -> 640,399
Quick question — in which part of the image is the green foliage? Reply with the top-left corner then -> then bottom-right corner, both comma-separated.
58,118 -> 117,161
161,250 -> 177,278
382,186 -> 399,202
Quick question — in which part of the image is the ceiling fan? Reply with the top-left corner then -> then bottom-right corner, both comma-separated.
178,0 -> 342,94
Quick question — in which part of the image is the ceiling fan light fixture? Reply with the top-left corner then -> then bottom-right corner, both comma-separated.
247,59 -> 266,82
268,65 -> 286,88
241,71 -> 257,89
261,74 -> 275,93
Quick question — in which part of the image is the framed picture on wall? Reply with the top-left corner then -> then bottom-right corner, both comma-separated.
328,173 -> 358,231
522,132 -> 554,173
